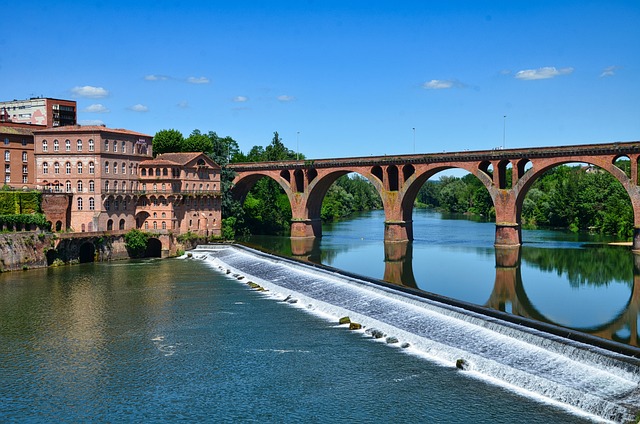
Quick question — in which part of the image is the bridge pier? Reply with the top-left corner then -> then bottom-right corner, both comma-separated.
495,222 -> 521,247
384,220 -> 413,242
633,228 -> 640,252
291,218 -> 322,238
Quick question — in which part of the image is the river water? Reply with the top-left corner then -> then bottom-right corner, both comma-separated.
247,209 -> 639,350
1,257 -> 600,423
0,210 -> 638,422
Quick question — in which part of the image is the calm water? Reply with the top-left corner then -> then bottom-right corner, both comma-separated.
1,257 -> 591,423
247,209 -> 639,349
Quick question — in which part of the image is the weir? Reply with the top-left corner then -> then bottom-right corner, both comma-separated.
190,244 -> 640,423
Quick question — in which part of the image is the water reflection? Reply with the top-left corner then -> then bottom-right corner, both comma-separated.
279,236 -> 639,348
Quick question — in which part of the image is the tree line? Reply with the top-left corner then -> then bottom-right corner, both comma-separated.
416,163 -> 634,238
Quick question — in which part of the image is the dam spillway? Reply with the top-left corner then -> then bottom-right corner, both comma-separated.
190,244 -> 640,423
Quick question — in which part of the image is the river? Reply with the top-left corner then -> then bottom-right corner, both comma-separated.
247,209 -> 638,350
0,210 -> 638,422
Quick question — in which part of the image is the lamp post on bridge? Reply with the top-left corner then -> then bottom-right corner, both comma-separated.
296,131 -> 300,161
503,115 -> 507,149
413,127 -> 415,154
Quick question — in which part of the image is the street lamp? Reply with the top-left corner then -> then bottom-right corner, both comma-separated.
296,131 -> 300,160
412,127 -> 416,153
503,115 -> 507,149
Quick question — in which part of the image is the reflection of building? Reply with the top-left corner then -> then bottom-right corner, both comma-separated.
0,123 -> 39,188
0,97 -> 76,127
32,125 -> 221,236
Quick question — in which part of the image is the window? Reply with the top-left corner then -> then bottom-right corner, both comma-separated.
144,222 -> 149,229
65,162 -> 71,174
122,141 -> 126,153
54,162 -> 60,174
4,151 -> 8,161
42,140 -> 48,152
22,165 -> 27,174
53,140 -> 59,151
65,139 -> 71,151
153,212 -> 157,218
104,140 -> 109,151
77,197 -> 83,210
121,181 -> 126,192
77,139 -> 82,151
161,212 -> 166,218
3,137 -> 8,145
89,180 -> 95,192
113,162 -> 117,174
89,162 -> 95,174
162,222 -> 166,230
141,168 -> 147,176
22,151 -> 27,162
66,181 -> 71,192
153,221 -> 157,230
163,168 -> 168,176
114,200 -> 119,210
22,175 -> 27,184
77,162 -> 83,174
89,197 -> 95,210
21,138 -> 27,146
122,162 -> 126,174
113,141 -> 118,153
89,139 -> 94,151
4,174 -> 9,183
105,199 -> 110,210
113,180 -> 118,192
104,161 -> 109,173
105,181 -> 109,191
43,162 -> 48,174
77,180 -> 83,192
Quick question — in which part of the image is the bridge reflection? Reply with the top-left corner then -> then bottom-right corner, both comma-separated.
290,239 -> 639,348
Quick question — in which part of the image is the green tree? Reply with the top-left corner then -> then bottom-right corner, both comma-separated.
183,129 -> 214,154
124,229 -> 149,258
152,129 -> 184,156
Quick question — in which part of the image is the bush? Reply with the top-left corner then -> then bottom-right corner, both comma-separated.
124,229 -> 149,258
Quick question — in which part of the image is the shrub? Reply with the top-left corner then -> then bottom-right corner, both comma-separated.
124,229 -> 149,258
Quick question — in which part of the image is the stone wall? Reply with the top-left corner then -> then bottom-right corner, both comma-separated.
0,232 -> 51,272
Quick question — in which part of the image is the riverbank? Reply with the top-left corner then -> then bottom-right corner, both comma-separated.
192,244 -> 640,423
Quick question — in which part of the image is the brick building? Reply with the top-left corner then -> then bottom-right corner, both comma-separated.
0,123 -> 41,188
32,125 -> 222,236
0,97 -> 76,127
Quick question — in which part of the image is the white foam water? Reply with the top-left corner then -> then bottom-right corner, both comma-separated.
188,245 -> 640,423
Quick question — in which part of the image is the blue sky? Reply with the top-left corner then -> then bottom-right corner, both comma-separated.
2,1 -> 638,159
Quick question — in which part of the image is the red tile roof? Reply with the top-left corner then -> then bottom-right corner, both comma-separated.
154,152 -> 203,165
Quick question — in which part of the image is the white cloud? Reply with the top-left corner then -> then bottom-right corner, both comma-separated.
277,95 -> 295,102
145,74 -> 170,81
514,66 -> 574,80
83,103 -> 110,113
71,85 -> 109,98
187,76 -> 210,84
128,104 -> 149,112
600,65 -> 619,77
78,119 -> 105,126
423,79 -> 454,89
177,100 -> 189,109
233,96 -> 249,102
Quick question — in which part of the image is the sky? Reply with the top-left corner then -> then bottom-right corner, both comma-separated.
1,0 -> 639,160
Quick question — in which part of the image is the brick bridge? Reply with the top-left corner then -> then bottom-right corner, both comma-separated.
230,140 -> 640,249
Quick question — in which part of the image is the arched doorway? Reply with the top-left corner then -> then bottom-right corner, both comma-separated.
145,237 -> 162,257
79,242 -> 95,263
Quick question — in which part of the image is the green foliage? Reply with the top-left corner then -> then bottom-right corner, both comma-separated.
124,229 -> 149,258
152,129 -> 184,156
415,163 -> 633,238
0,191 -> 42,215
183,129 -> 214,154
321,175 -> 382,221
0,213 -> 49,230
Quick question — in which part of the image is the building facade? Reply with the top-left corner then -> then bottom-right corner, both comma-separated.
0,123 -> 39,188
0,97 -> 77,127
32,125 -> 221,236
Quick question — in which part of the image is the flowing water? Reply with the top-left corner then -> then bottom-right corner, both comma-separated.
1,258 -> 619,423
247,209 -> 639,349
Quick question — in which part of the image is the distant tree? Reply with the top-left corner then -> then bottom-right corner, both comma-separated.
182,129 -> 214,154
153,129 -> 184,156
